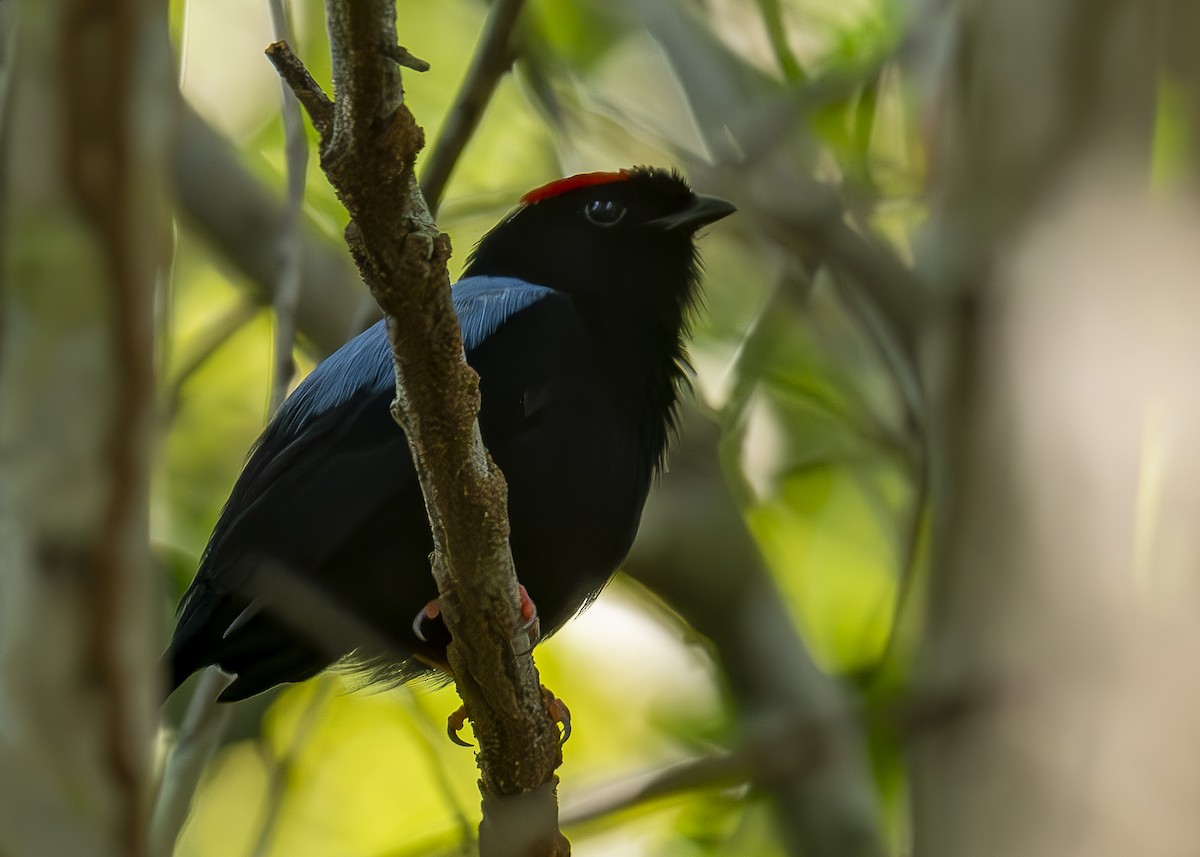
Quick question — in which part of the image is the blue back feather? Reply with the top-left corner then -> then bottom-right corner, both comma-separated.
274,277 -> 553,436
453,276 -> 554,352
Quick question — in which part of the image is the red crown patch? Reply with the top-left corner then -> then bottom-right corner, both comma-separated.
520,170 -> 632,205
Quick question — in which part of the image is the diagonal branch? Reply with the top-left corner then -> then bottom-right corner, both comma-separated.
263,42 -> 333,139
266,2 -> 310,417
419,0 -> 527,216
171,104 -> 363,353
266,3 -> 567,853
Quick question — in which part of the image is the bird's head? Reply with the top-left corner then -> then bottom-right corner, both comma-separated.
463,167 -> 735,318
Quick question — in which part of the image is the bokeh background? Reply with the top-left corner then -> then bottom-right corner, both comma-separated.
5,0 -> 1200,855
162,1 -> 910,854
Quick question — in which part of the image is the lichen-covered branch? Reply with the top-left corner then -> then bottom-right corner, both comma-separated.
267,1 -> 566,852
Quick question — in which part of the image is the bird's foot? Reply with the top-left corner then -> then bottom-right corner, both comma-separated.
415,587 -> 538,651
445,687 -> 571,748
412,599 -> 442,644
447,704 -> 472,747
514,584 -> 541,655
542,685 -> 572,744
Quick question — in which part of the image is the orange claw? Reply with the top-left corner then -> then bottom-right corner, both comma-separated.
447,689 -> 570,747
514,584 -> 541,655
542,685 -> 572,744
446,705 -> 472,747
412,599 -> 441,643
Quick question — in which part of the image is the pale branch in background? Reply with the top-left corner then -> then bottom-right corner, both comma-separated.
153,0 -> 313,829
62,10 -> 157,845
250,682 -> 333,857
419,0 -> 527,217
149,669 -> 233,857
0,0 -> 166,854
910,4 -> 1176,855
172,105 -> 364,351
561,673 -> 988,831
914,167 -> 1200,857
161,297 -> 261,420
754,0 -> 805,83
266,0 -> 309,415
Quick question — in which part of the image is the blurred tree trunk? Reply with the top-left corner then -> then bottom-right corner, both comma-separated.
0,0 -> 168,854
911,2 -> 1200,855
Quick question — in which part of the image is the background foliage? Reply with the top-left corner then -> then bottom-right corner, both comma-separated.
5,0 -> 1195,854
163,0 -> 910,854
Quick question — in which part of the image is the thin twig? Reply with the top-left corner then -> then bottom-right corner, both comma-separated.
419,0 -> 527,216
150,669 -> 234,857
251,681 -> 334,857
872,428 -> 931,677
266,4 -> 308,416
161,297 -> 260,420
563,679 -> 993,829
172,104 -> 364,356
754,0 -> 804,83
0,0 -> 22,264
401,689 -> 477,846
264,41 -> 333,139
563,752 -> 754,828
0,0 -> 17,112
382,42 -> 430,72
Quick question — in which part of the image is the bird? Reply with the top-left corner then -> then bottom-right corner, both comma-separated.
165,166 -> 735,703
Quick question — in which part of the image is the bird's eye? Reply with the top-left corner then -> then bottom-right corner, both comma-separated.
583,199 -> 626,227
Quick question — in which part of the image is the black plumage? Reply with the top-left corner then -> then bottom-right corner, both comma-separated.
166,167 -> 734,701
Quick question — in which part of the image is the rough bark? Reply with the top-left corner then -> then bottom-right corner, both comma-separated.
267,1 -> 566,853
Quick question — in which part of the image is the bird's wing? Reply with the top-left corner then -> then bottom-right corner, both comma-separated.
453,276 -> 556,351
170,277 -> 572,692
199,277 -> 557,574
197,320 -> 397,574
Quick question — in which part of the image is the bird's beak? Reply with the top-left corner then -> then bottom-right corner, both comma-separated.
650,193 -> 737,233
